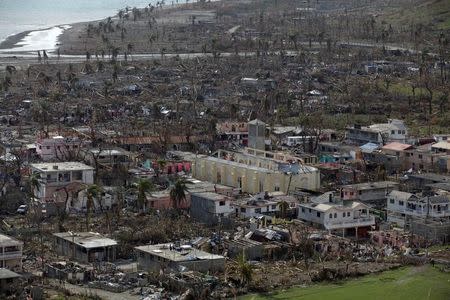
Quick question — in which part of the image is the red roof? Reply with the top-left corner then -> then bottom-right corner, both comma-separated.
382,142 -> 413,151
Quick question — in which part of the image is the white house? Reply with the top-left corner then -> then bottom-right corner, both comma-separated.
30,162 -> 94,203
233,197 -> 279,219
387,190 -> 450,227
346,119 -> 408,145
298,192 -> 375,237
0,234 -> 23,271
433,134 -> 450,143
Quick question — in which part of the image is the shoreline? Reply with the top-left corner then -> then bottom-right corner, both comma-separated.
0,31 -> 33,50
0,0 -> 205,55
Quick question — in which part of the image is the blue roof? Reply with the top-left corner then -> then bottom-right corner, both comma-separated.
360,142 -> 379,153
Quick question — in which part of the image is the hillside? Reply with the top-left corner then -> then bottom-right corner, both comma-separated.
382,0 -> 450,31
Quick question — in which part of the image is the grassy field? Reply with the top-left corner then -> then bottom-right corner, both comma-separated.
241,265 -> 450,300
382,0 -> 450,30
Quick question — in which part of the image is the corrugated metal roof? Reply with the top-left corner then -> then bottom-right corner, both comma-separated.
382,142 -> 413,151
360,142 -> 379,153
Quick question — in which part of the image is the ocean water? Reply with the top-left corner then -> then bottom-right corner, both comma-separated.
0,0 -> 159,43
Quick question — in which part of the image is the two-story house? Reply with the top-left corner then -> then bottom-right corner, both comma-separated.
298,192 -> 375,238
30,162 -> 94,215
340,181 -> 398,208
190,192 -> 233,226
82,148 -> 134,169
346,119 -> 408,146
36,135 -> 87,161
216,121 -> 248,147
387,190 -> 450,228
0,234 -> 23,271
30,162 -> 94,202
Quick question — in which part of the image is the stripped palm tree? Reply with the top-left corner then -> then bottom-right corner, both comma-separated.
85,184 -> 103,231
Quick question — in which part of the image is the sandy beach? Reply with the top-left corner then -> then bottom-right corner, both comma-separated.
0,0 -> 212,56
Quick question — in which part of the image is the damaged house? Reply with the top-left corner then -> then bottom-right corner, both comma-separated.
135,243 -> 225,273
298,192 -> 375,238
53,232 -> 117,264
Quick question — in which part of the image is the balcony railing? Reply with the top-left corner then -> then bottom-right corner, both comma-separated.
324,216 -> 375,230
0,251 -> 22,260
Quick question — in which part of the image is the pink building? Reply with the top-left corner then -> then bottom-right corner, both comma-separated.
36,135 -> 87,161
146,191 -> 189,210
153,161 -> 191,175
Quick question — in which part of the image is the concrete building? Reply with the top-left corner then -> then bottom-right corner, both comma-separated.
405,173 -> 450,190
298,192 -> 375,237
410,219 -> 450,242
340,181 -> 399,207
53,232 -> 117,264
234,197 -> 279,219
144,180 -> 235,211
30,162 -> 94,202
432,140 -> 450,154
135,243 -> 225,273
36,135 -> 86,161
192,148 -> 320,193
71,186 -> 117,213
0,234 -> 23,270
224,238 -> 264,260
346,119 -> 408,145
402,144 -> 440,172
82,148 -> 134,169
387,190 -> 450,228
433,134 -> 450,143
318,142 -> 358,163
248,119 -> 266,151
190,192 -> 233,226
233,191 -> 297,218
216,121 -> 248,147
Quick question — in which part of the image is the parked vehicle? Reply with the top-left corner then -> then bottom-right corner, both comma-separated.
16,205 -> 28,214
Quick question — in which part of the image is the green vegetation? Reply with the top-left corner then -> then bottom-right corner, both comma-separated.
383,0 -> 450,30
241,265 -> 450,300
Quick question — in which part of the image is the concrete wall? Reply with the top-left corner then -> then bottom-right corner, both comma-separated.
136,251 -> 225,273
54,237 -> 116,264
192,158 -> 320,193
190,193 -> 232,225
410,220 -> 450,242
